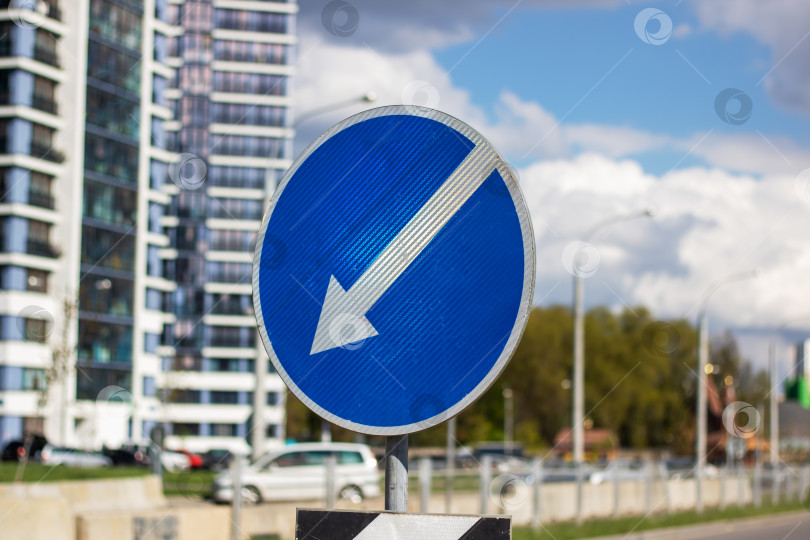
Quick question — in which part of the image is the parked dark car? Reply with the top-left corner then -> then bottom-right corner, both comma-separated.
102,447 -> 142,466
202,449 -> 233,471
1,435 -> 48,462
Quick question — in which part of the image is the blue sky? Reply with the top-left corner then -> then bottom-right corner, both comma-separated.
433,3 -> 808,173
293,0 -> 810,374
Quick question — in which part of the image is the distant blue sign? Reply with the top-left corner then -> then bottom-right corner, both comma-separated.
253,106 -> 534,435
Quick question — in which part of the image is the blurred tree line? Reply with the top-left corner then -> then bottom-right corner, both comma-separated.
285,305 -> 770,455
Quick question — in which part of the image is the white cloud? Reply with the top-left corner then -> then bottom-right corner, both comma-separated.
683,132 -> 810,176
690,0 -> 810,116
564,124 -> 672,158
519,154 -> 810,331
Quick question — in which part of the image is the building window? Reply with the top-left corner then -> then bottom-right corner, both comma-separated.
206,261 -> 251,283
214,9 -> 288,33
33,29 -> 59,66
166,389 -> 200,403
266,392 -> 278,406
29,172 -> 54,209
208,358 -> 246,372
32,76 -> 57,114
85,85 -> 140,139
24,318 -> 48,342
211,423 -> 237,437
173,423 -> 200,436
89,0 -> 142,50
212,72 -> 285,95
209,326 -> 243,348
207,166 -> 268,189
83,180 -> 138,227
213,40 -> 287,64
22,368 -> 47,391
75,367 -> 131,400
210,391 -> 238,404
212,134 -> 283,158
26,269 -> 48,293
79,275 -> 133,317
87,41 -> 141,94
208,197 -> 263,220
84,133 -> 139,183
76,320 -> 133,364
209,229 -> 255,251
211,103 -> 285,127
30,124 -> 62,162
80,225 -> 136,272
143,376 -> 156,397
210,293 -> 252,316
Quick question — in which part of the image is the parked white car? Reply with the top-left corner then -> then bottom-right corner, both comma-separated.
40,445 -> 113,468
212,442 -> 381,505
121,443 -> 191,472
588,460 -> 647,485
160,449 -> 192,472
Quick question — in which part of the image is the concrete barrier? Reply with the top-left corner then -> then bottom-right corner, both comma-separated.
0,475 -> 165,513
0,496 -> 73,540
0,475 -> 760,540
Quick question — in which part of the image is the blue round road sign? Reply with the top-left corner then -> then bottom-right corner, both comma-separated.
253,106 -> 534,435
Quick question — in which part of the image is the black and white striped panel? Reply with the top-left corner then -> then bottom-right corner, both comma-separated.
296,509 -> 510,539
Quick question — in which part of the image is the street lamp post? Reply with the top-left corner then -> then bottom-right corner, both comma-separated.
694,269 -> 759,514
293,91 -> 377,128
571,209 -> 652,524
503,388 -> 514,457
571,209 -> 653,463
769,341 -> 778,466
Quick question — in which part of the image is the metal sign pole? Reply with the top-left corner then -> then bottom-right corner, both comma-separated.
385,435 -> 409,512
230,455 -> 243,540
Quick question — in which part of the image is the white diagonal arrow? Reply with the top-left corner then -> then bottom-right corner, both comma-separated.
310,143 -> 500,355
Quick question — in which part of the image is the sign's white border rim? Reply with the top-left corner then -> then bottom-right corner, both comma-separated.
252,105 -> 536,435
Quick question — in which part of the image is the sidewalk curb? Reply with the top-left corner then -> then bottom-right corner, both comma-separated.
588,510 -> 810,540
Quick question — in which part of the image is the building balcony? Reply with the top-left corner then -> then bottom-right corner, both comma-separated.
209,337 -> 255,349
212,113 -> 285,128
210,304 -> 254,317
27,190 -> 55,209
32,94 -> 58,115
164,356 -> 204,372
26,238 -> 60,258
207,208 -> 263,221
30,141 -> 65,163
209,242 -> 253,252
214,53 -> 286,65
207,273 -> 249,284
216,22 -> 287,34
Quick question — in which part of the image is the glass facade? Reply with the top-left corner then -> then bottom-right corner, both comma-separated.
77,0 -> 144,396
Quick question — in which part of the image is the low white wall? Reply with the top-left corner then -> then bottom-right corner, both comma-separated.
0,475 -> 773,540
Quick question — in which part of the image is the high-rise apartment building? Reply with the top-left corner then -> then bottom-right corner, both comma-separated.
159,0 -> 294,456
0,0 -> 294,457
